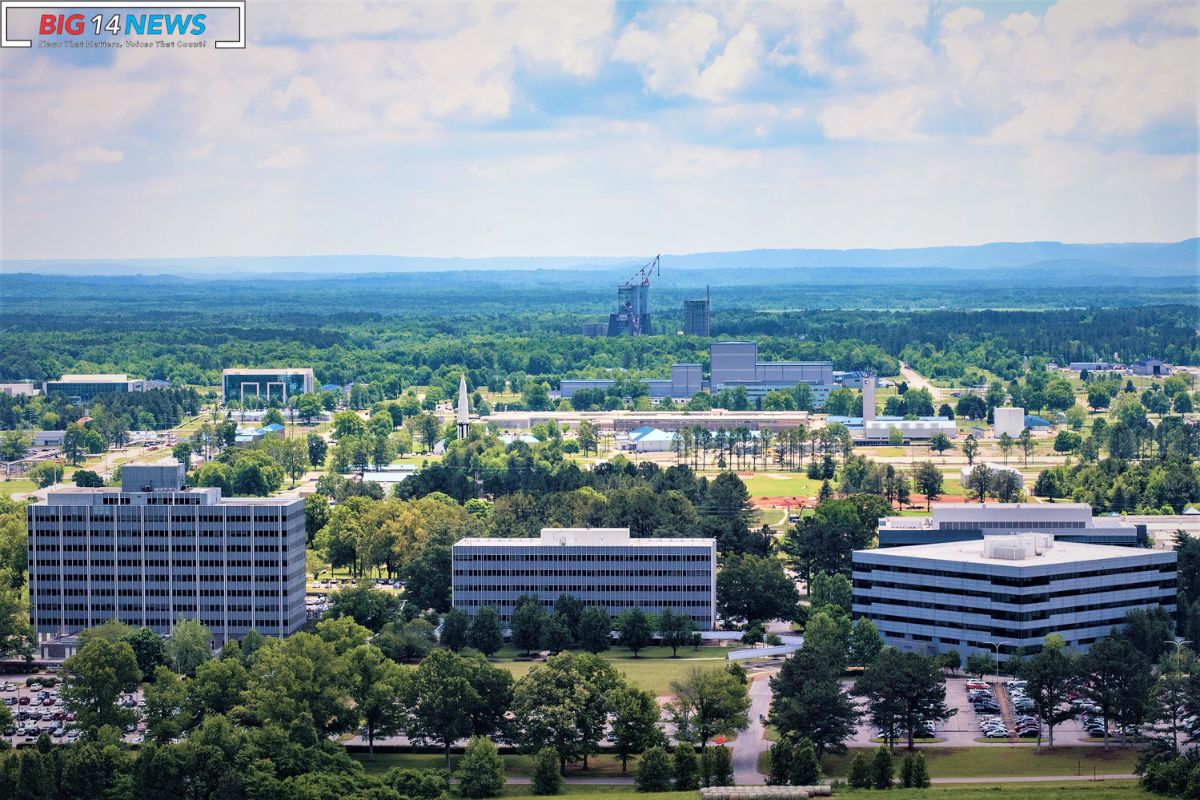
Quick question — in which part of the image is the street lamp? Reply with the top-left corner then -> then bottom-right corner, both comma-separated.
983,641 -> 1010,682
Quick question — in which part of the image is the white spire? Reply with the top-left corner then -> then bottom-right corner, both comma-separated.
457,374 -> 470,438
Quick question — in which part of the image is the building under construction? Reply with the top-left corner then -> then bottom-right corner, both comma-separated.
607,255 -> 658,336
683,287 -> 711,337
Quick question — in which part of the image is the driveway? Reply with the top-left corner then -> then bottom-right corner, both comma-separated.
731,672 -> 773,784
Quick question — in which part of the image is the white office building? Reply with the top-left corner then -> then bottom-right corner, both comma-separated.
877,502 -> 1145,547
852,534 -> 1177,658
452,527 -> 717,628
26,461 -> 306,644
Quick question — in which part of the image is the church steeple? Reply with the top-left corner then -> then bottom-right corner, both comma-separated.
456,373 -> 470,440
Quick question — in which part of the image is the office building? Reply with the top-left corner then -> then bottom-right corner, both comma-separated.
43,374 -> 145,403
709,341 -> 833,389
452,527 -> 716,628
994,406 -> 1025,439
852,534 -> 1177,657
959,461 -> 1024,490
26,461 -> 306,644
560,363 -> 702,403
683,288 -> 711,337
0,382 -> 39,397
221,368 -> 315,404
877,502 -> 1145,547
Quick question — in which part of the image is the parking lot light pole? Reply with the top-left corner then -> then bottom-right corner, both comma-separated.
983,641 -> 1010,682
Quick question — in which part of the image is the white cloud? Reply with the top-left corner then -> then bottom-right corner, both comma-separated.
23,147 -> 124,186
256,145 -> 306,169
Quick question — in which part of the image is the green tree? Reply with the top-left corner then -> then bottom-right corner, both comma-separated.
1079,635 -> 1153,749
999,432 -> 1014,464
541,615 -> 573,654
123,626 -> 167,681
801,611 -> 850,673
166,616 -> 212,676
553,594 -> 584,640
142,665 -> 187,743
871,745 -> 894,789
532,747 -> 563,795
809,571 -> 853,615
577,606 -> 612,654
187,655 -> 249,718
328,584 -> 402,632
1149,648 -> 1197,753
673,744 -> 699,790
781,495 -> 889,581
656,608 -> 697,657
512,596 -> 548,655
666,666 -> 751,749
245,631 -> 358,736
307,432 -> 328,466
962,434 -> 978,465
608,685 -> 665,773
716,554 -> 800,626
347,644 -> 410,759
854,648 -> 954,750
847,617 -> 884,667
847,751 -> 873,789
467,606 -> 504,656
456,736 -> 505,799
769,649 -> 858,757
964,463 -> 991,501
634,746 -> 673,793
766,738 -> 794,786
791,737 -> 821,786
909,751 -> 930,787
707,745 -> 734,786
928,433 -> 952,458
912,461 -> 943,510
576,420 -> 598,456
618,608 -> 653,657
1018,640 -> 1076,749
405,649 -> 513,770
62,637 -> 141,733
440,608 -> 469,651
0,429 -> 29,462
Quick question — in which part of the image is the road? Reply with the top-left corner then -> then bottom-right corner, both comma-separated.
899,362 -> 944,402
731,671 -> 773,784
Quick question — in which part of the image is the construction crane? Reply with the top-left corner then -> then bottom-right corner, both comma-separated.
615,255 -> 660,336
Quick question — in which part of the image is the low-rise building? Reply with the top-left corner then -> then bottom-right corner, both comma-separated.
1131,358 -> 1167,377
858,417 -> 957,443
958,461 -> 1025,491
26,461 -> 306,644
32,430 -> 66,447
43,374 -> 144,403
877,502 -> 1145,547
221,368 -> 315,404
852,534 -> 1177,658
0,382 -> 40,397
452,527 -> 716,628
993,406 -> 1025,439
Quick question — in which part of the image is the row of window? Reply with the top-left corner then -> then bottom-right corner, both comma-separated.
35,588 -> 285,597
455,583 -> 711,594
37,617 -> 287,629
30,528 -> 297,538
37,573 -> 287,582
854,576 -> 1176,604
854,560 -> 1173,587
857,592 -> 1173,621
867,611 -> 1141,641
453,569 -> 711,578
454,553 -> 712,562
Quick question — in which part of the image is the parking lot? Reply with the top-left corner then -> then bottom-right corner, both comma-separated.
1,674 -> 146,747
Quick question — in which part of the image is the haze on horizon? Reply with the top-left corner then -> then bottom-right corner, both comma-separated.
1,0 -> 1197,262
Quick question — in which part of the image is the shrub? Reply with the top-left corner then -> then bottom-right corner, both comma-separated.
871,746 -> 894,789
766,739 -> 794,786
708,746 -> 734,787
673,746 -> 699,791
790,738 -> 821,786
634,746 -> 673,793
531,747 -> 562,795
847,752 -> 873,789
455,737 -> 504,799
910,752 -> 930,788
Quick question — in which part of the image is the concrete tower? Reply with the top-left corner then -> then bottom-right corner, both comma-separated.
457,374 -> 470,440
863,374 -> 876,423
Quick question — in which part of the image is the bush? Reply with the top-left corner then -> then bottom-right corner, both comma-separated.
766,739 -> 794,786
790,738 -> 821,786
531,747 -> 562,795
847,752 -> 873,789
455,737 -> 504,799
708,746 -> 734,787
673,746 -> 699,791
634,746 -> 673,793
871,746 -> 894,789
910,752 -> 930,788
384,769 -> 449,800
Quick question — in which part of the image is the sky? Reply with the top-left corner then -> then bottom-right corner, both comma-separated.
0,0 -> 1197,261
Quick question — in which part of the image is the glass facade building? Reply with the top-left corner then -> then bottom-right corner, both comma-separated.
221,368 -> 314,403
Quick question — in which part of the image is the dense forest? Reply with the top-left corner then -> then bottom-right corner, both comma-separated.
0,273 -> 1195,390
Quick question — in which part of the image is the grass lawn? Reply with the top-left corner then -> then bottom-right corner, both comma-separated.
741,474 -> 823,499
871,782 -> 1148,799
352,752 -> 632,778
493,646 -> 726,694
0,479 -> 36,498
820,746 -> 1139,779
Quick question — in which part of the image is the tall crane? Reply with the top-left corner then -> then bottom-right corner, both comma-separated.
615,255 -> 660,336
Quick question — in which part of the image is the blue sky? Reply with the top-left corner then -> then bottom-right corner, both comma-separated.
0,0 -> 1196,260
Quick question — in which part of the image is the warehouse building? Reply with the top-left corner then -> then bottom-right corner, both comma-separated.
43,374 -> 145,403
221,368 -> 315,403
452,527 -> 716,628
877,503 -> 1145,547
26,461 -> 306,645
993,406 -> 1026,439
852,534 -> 1177,658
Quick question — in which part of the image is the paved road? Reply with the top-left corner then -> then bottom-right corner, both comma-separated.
731,672 -> 773,784
899,363 -> 944,402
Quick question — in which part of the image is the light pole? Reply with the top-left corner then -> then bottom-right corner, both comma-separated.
1161,639 -> 1193,752
983,641 -> 1010,682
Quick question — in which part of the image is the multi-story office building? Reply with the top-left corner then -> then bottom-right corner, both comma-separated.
852,534 -> 1177,658
43,374 -> 144,403
452,527 -> 716,628
683,290 -> 711,337
27,461 -> 306,644
710,341 -> 833,390
877,502 -> 1145,547
221,368 -> 315,404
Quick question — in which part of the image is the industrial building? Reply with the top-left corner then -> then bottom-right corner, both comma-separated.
709,341 -> 834,390
1068,362 -> 1116,372
580,322 -> 608,337
1131,358 -> 1167,376
607,256 -> 658,337
26,461 -> 306,644
993,407 -> 1026,439
43,374 -> 145,403
0,382 -> 39,397
683,288 -> 712,337
617,426 -> 676,452
852,534 -> 1177,657
452,527 -> 716,628
221,368 -> 315,404
877,502 -> 1146,547
859,418 -> 957,443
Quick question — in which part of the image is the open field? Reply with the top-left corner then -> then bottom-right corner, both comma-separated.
819,746 -> 1139,779
740,474 -> 824,499
848,782 -> 1147,799
493,646 -> 728,694
0,479 -> 36,499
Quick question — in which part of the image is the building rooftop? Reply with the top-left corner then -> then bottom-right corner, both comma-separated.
857,535 -> 1169,566
55,374 -> 130,382
457,527 -> 714,548
221,367 -> 314,375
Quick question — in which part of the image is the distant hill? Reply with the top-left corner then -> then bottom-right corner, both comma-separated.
1,238 -> 1196,278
